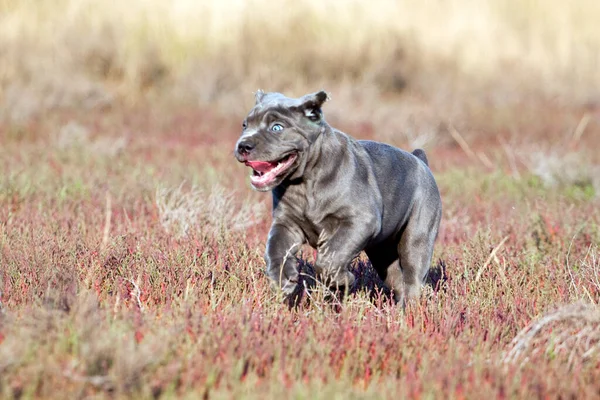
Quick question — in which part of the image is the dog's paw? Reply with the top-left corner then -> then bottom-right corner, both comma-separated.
320,269 -> 355,291
278,278 -> 299,296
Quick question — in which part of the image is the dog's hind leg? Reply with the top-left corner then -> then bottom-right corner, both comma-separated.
365,245 -> 403,303
397,205 -> 441,302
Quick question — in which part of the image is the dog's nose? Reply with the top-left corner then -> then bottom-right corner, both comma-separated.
237,139 -> 255,155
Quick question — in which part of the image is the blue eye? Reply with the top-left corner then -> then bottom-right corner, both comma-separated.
271,124 -> 284,132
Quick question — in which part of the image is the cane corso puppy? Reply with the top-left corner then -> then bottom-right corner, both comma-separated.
234,90 -> 442,304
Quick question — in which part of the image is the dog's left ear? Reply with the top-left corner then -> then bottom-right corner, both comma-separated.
297,90 -> 329,122
255,89 -> 266,105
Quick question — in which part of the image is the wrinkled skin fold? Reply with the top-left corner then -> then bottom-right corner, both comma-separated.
234,90 -> 442,304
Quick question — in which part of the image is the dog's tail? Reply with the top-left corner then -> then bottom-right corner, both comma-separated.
412,148 -> 429,167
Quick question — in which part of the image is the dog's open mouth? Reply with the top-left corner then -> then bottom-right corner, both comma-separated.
245,153 -> 298,188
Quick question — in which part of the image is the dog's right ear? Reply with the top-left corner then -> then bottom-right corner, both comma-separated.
254,89 -> 266,105
297,90 -> 329,122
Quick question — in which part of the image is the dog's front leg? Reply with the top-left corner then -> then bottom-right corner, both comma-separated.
315,220 -> 376,289
265,223 -> 305,296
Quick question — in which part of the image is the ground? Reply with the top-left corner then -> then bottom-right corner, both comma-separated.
1,97 -> 599,398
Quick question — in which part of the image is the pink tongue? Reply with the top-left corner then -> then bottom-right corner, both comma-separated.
246,160 -> 277,172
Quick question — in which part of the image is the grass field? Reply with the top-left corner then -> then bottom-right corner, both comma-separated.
1,1 -> 600,398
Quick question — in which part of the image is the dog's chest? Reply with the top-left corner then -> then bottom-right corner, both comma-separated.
274,185 -> 331,247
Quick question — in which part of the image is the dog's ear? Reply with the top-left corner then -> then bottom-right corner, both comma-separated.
254,89 -> 266,105
297,90 -> 329,122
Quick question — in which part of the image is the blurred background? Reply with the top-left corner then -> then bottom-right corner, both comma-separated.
1,0 -> 599,151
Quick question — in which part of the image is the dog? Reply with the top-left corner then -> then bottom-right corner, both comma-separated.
234,90 -> 442,304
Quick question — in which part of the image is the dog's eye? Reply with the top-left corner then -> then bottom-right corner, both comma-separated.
242,121 -> 247,130
271,124 -> 284,132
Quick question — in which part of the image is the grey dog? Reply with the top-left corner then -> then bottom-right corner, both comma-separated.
234,90 -> 442,304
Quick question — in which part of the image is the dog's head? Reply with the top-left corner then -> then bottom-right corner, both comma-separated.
234,90 -> 329,191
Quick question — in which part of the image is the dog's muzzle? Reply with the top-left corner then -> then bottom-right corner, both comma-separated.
236,138 -> 256,161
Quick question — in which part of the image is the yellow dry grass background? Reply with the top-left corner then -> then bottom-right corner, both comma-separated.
1,0 -> 599,120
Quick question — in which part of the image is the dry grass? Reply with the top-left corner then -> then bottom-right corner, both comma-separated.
519,146 -> 600,196
156,183 -> 264,238
503,302 -> 600,368
2,0 -> 600,123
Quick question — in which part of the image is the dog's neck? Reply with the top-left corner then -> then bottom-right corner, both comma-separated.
281,125 -> 354,188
